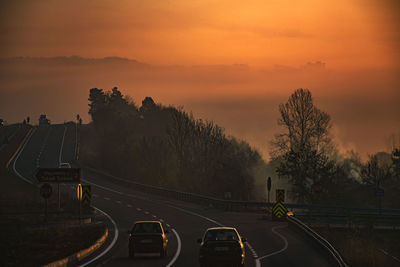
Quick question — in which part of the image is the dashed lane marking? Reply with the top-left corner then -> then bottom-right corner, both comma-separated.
166,224 -> 170,228
152,215 -> 157,218
116,201 -> 122,204
104,197 -> 110,201
127,204 -> 132,208
246,242 -> 259,258
136,208 -> 141,211
145,211 -> 149,214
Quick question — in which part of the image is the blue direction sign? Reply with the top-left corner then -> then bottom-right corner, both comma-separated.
374,188 -> 384,197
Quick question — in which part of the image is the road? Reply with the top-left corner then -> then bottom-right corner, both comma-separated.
12,123 -> 333,267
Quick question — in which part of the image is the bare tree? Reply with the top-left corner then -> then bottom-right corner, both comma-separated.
271,88 -> 335,203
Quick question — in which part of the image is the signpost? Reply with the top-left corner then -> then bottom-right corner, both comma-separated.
374,188 -> 384,214
40,183 -> 52,222
36,168 -> 80,210
267,177 -> 271,203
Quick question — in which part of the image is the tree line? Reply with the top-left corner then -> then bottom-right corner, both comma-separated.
270,88 -> 400,206
81,87 -> 265,200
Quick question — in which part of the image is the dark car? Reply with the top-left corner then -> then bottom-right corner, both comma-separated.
198,227 -> 246,267
128,221 -> 168,258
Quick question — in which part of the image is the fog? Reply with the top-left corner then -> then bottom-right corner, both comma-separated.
1,57 -> 399,160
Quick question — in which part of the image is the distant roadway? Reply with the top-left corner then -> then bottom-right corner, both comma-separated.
12,123 -> 333,267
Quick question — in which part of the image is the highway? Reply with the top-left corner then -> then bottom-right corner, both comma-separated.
12,123 -> 333,267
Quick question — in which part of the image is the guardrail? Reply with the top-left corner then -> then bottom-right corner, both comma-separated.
80,165 -> 400,216
287,215 -> 348,267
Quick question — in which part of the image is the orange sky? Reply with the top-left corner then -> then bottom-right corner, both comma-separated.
0,0 -> 399,161
1,0 -> 399,69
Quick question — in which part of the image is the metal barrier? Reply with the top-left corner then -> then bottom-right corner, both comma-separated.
287,215 -> 348,267
81,164 -> 400,216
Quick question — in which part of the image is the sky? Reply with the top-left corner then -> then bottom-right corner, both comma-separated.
0,0 -> 399,161
1,0 -> 399,68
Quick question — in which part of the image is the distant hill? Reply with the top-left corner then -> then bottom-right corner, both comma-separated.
0,56 -> 149,67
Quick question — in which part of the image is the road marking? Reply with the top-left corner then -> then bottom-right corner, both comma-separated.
152,215 -> 157,218
246,242 -> 259,258
12,127 -> 36,184
166,204 -> 224,226
78,206 -> 119,267
58,125 -> 67,165
104,197 -> 110,201
166,229 -> 181,267
145,211 -> 149,214
127,204 -> 132,208
160,219 -> 164,222
166,223 -> 170,228
116,200 -> 121,204
256,225 -> 288,265
84,178 -> 259,267
136,208 -> 141,211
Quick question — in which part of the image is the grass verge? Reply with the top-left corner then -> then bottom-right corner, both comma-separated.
0,171 -> 106,266
313,226 -> 400,267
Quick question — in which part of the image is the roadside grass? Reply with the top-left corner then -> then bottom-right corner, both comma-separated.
0,171 -> 106,266
313,226 -> 400,267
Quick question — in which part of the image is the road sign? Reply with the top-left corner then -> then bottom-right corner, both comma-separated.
40,183 -> 52,199
276,189 -> 285,202
77,184 -> 82,200
272,202 -> 288,219
82,185 -> 91,205
36,168 -> 80,183
374,188 -> 384,197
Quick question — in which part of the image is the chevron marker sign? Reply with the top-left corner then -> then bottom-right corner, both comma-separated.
272,202 -> 288,219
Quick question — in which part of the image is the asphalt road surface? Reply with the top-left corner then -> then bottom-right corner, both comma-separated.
12,124 -> 333,267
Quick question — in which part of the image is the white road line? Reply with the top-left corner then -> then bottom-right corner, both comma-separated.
85,179 -> 260,266
116,201 -> 121,204
256,225 -> 288,265
12,127 -> 36,184
166,204 -> 224,227
246,242 -> 259,258
104,197 -> 110,201
58,125 -> 67,165
152,215 -> 157,218
166,229 -> 181,267
78,206 -> 119,267
145,211 -> 149,214
166,224 -> 170,227
127,204 -> 132,208
136,208 -> 141,211
160,219 -> 164,222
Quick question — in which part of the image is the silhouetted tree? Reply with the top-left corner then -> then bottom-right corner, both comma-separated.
271,88 -> 335,203
361,153 -> 392,187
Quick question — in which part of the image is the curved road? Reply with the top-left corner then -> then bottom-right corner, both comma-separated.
12,123 -> 333,267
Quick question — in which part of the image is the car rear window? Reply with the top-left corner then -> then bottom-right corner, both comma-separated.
132,223 -> 162,234
204,229 -> 239,242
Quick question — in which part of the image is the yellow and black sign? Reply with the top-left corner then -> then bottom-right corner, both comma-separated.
276,189 -> 285,203
77,184 -> 82,200
272,202 -> 288,219
82,185 -> 91,205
